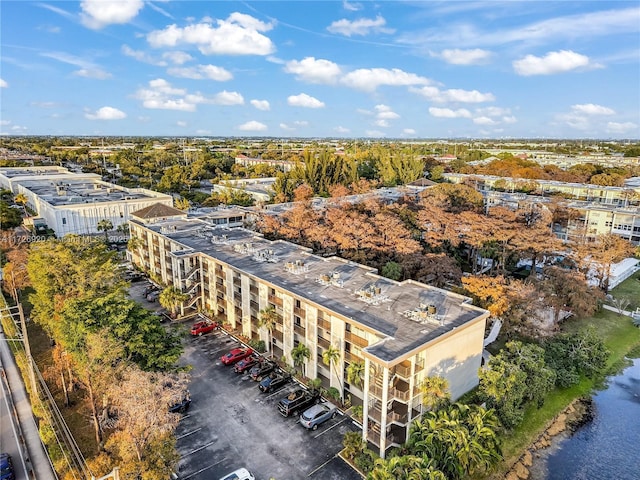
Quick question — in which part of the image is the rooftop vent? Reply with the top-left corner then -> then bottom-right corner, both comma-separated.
285,259 -> 308,275
253,249 -> 278,263
355,284 -> 389,305
404,303 -> 442,325
233,242 -> 257,254
316,271 -> 343,288
211,234 -> 229,245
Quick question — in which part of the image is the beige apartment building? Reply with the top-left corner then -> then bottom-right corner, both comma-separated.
128,205 -> 489,457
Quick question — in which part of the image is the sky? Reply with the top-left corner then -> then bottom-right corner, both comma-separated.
1,1 -> 639,139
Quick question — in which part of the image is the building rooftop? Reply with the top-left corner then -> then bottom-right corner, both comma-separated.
136,217 -> 487,363
23,179 -> 161,206
132,203 -> 186,220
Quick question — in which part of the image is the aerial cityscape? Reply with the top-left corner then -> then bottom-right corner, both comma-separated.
1,2 -> 640,480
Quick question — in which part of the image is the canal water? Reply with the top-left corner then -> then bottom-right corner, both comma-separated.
529,358 -> 640,480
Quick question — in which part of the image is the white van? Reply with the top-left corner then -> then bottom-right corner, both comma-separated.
219,468 -> 255,480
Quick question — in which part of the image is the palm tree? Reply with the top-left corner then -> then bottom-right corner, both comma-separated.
159,286 -> 189,318
420,376 -> 450,411
258,306 -> 279,358
307,377 -> 322,393
290,343 -> 310,376
346,360 -> 365,389
322,344 -> 343,400
97,219 -> 113,243
174,196 -> 191,211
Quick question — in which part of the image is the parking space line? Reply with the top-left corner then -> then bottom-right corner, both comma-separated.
176,427 -> 202,440
180,458 -> 227,480
313,416 -> 348,439
307,454 -> 337,477
182,439 -> 217,457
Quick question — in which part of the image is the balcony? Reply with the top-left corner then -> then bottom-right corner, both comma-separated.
344,331 -> 368,348
249,285 -> 259,295
391,388 -> 411,402
293,306 -> 306,318
318,318 -> 331,331
395,361 -> 411,379
294,324 -> 306,336
233,277 -> 242,287
273,330 -> 283,343
344,351 -> 362,364
366,429 -> 402,448
268,294 -> 283,306
369,407 -> 408,425
317,336 -> 330,349
369,384 -> 383,399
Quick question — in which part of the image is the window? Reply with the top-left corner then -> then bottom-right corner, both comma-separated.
62,217 -> 67,225
295,299 -> 301,308
345,323 -> 351,332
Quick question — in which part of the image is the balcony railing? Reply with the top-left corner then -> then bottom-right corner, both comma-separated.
318,318 -> 331,331
317,337 -> 330,349
344,331 -> 368,348
391,388 -> 411,402
293,324 -> 306,336
249,285 -> 259,295
369,384 -> 383,399
293,306 -> 306,318
344,351 -> 363,364
268,294 -> 283,306
395,363 -> 411,378
366,430 -> 401,447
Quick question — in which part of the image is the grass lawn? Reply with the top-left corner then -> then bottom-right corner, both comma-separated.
491,274 -> 640,478
609,271 -> 640,312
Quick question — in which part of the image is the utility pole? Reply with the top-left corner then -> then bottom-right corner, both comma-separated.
14,287 -> 38,397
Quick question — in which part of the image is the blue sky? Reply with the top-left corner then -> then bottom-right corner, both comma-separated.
1,1 -> 639,139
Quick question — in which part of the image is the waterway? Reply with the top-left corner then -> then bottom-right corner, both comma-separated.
529,358 -> 640,480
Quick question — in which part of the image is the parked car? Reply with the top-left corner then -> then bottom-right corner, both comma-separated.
0,454 -> 14,480
190,319 -> 219,336
277,388 -> 321,417
233,355 -> 261,374
220,347 -> 254,365
259,371 -> 292,393
218,468 -> 255,480
168,392 -> 191,414
249,360 -> 277,381
299,402 -> 338,430
146,290 -> 160,302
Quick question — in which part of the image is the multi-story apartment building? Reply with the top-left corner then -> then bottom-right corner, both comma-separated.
443,173 -> 640,206
128,205 -> 489,457
0,166 -> 173,236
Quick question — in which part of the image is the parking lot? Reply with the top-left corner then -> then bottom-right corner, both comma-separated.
128,280 -> 362,480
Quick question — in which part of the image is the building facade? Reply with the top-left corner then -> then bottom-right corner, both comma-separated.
128,207 -> 489,457
0,166 -> 173,236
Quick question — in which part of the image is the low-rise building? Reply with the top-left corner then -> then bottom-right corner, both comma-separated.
128,206 -> 489,457
0,166 -> 173,236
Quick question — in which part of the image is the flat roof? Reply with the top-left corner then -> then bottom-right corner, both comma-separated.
23,178 -> 163,206
135,218 -> 487,363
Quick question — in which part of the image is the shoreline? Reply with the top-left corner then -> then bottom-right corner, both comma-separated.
503,396 -> 594,480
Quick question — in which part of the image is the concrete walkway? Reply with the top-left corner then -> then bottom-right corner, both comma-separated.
602,304 -> 635,317
0,331 -> 57,480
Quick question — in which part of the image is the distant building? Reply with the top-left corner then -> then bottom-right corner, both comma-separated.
212,177 -> 275,203
234,154 -> 296,172
0,166 -> 173,236
128,207 -> 489,458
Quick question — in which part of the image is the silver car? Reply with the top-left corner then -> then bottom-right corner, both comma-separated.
299,402 -> 338,430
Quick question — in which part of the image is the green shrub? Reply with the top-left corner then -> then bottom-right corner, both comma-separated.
248,339 -> 266,353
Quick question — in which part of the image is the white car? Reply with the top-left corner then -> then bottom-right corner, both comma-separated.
219,468 -> 255,480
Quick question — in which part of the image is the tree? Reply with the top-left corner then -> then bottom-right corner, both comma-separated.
322,344 -> 343,400
539,267 -> 603,324
478,341 -> 555,428
346,360 -> 365,389
0,201 -> 23,229
419,376 -> 450,411
159,286 -> 189,318
107,367 -> 188,468
14,193 -> 28,211
381,261 -> 402,281
420,183 -> 484,213
368,456 -> 447,480
291,343 -> 310,376
407,403 -> 502,479
343,431 -> 366,460
97,219 -> 114,243
258,306 -> 279,359
173,196 -> 191,211
573,234 -> 635,290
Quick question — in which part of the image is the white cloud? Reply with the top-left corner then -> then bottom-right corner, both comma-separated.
80,0 -> 144,29
341,68 -> 431,92
571,103 -> 615,115
134,78 -> 243,111
238,120 -> 267,132
250,99 -> 270,111
287,93 -> 325,108
167,64 -> 233,81
327,15 -> 395,37
606,122 -> 638,134
176,120 -> 187,127
31,101 -> 61,108
73,68 -> 112,79
284,57 -> 342,84
373,104 -> 399,128
403,128 -> 416,135
280,123 -> 294,131
343,1 -> 362,12
196,129 -> 212,135
476,106 -> 512,117
147,13 -> 275,56
435,48 -> 492,65
0,120 -> 11,126
502,116 -> 517,124
513,50 -> 593,76
85,106 -> 127,120
429,107 -> 472,118
162,51 -> 193,65
410,86 -> 494,103
122,45 -> 167,66
473,116 -> 497,125
335,126 -> 350,134
210,91 -> 244,105
0,78 -> 7,88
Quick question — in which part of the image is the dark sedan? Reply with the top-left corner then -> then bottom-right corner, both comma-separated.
258,372 -> 292,393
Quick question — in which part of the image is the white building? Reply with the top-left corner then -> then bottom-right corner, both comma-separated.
0,166 -> 173,236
